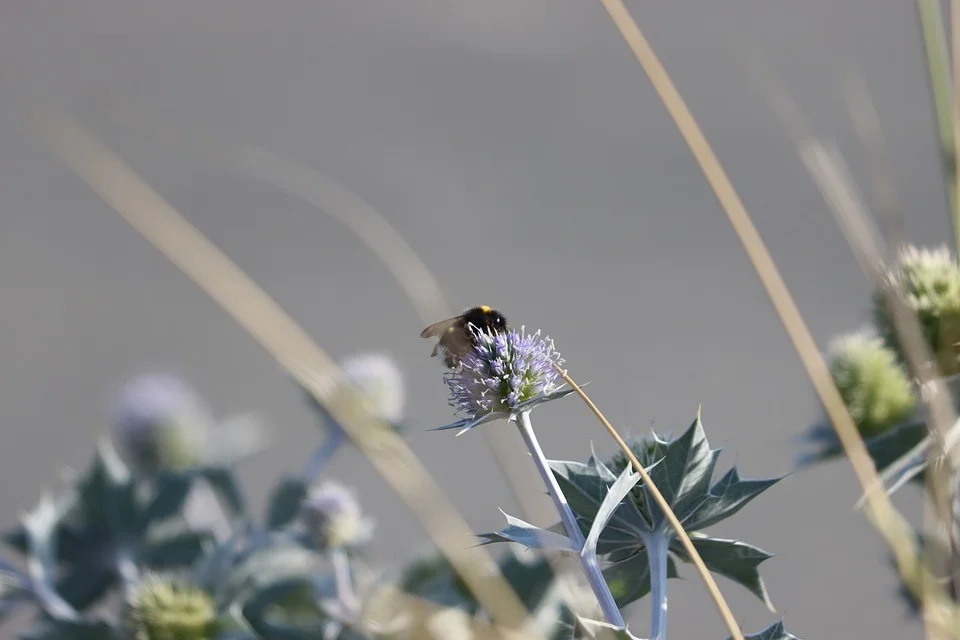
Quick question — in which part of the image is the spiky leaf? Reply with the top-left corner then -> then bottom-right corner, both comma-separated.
584,465 -> 641,557
196,467 -> 246,517
141,473 -> 193,525
141,531 -> 214,568
18,618 -> 116,640
478,512 -> 577,553
738,620 -> 802,640
549,410 -> 781,609
683,468 -> 781,531
602,550 -> 678,608
550,460 -> 653,553
266,477 -> 307,531
671,537 -> 774,611
576,617 -> 647,639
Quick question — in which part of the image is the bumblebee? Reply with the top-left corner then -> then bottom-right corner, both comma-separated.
420,305 -> 508,369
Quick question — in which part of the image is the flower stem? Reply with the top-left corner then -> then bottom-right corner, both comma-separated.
303,427 -> 346,482
516,410 -> 624,627
557,369 -> 742,640
645,532 -> 669,640
331,547 -> 360,618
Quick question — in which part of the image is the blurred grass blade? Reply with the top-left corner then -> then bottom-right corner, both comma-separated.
759,84 -> 960,629
235,146 -> 450,325
102,99 -> 559,529
599,0 -> 960,633
796,139 -> 960,473
916,0 -> 960,251
841,73 -> 905,253
228,145 -> 558,527
33,109 -> 537,637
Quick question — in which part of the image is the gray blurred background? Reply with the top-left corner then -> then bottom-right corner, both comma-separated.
0,1 -> 949,637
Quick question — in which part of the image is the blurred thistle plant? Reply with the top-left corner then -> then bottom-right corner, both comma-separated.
798,328 -> 925,469
113,374 -> 213,474
302,353 -> 406,482
826,329 -> 917,438
125,572 -> 217,640
0,343 -> 804,640
113,374 -> 266,475
341,353 -> 406,426
264,353 -> 405,535
873,243 -> 960,376
301,481 -> 374,551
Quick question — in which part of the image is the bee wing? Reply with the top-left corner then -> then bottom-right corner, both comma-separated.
420,316 -> 460,339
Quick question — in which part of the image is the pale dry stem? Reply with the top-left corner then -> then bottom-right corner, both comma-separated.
598,0 -> 957,634
33,110 -> 537,638
559,367 -> 746,640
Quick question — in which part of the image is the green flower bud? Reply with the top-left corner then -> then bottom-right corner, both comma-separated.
126,574 -> 217,640
874,244 -> 960,375
827,329 -> 917,437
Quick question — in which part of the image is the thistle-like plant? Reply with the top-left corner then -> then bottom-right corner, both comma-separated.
429,326 -> 622,626
479,412 -> 783,640
113,374 -> 266,478
800,329 -> 921,468
796,242 -> 960,614
302,353 -> 406,479
874,244 -> 960,376
0,332 -> 804,640
430,324 -> 793,639
125,572 -> 218,640
2,439 -> 234,616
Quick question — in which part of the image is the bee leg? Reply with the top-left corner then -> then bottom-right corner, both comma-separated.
431,343 -> 440,357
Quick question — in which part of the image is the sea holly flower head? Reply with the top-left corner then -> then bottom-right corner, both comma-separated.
301,480 -> 373,549
113,374 -> 267,476
125,573 -> 217,640
340,353 -> 406,426
826,328 -> 917,438
436,326 -> 575,435
113,374 -> 214,474
874,243 -> 960,375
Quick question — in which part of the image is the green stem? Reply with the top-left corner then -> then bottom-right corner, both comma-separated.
916,0 -> 960,252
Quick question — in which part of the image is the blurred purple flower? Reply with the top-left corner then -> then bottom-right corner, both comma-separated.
113,374 -> 265,474
301,481 -> 372,549
113,374 -> 213,474
340,353 -> 405,425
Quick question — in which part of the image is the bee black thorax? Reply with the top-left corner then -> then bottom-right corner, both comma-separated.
422,305 -> 509,369
460,306 -> 508,334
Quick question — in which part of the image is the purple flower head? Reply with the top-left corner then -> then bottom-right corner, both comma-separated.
112,374 -> 214,473
302,481 -> 372,548
445,326 -> 565,419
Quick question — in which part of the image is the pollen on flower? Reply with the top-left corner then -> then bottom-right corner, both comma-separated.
444,326 -> 564,419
